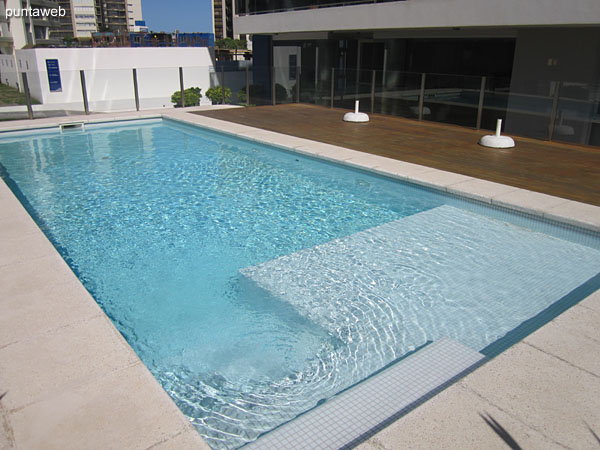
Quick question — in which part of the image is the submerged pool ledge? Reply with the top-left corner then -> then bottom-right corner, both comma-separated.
0,108 -> 599,450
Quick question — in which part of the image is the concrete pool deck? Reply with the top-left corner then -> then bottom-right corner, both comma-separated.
0,106 -> 599,449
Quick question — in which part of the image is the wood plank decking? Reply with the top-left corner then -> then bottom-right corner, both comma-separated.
194,104 -> 600,206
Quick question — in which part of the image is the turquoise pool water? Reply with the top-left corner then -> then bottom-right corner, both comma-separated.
0,118 -> 599,449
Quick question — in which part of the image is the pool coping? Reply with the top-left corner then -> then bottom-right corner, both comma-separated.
0,107 -> 599,450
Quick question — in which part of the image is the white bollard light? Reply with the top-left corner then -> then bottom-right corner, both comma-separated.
343,100 -> 370,123
479,118 -> 515,148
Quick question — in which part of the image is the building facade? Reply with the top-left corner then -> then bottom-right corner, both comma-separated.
125,0 -> 143,32
71,0 -> 97,37
50,0 -> 143,42
235,0 -> 600,146
0,1 -> 14,54
95,0 -> 127,32
3,0 -> 62,49
213,0 -> 233,40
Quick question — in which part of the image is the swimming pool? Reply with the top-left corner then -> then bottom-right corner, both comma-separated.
0,118 -> 598,449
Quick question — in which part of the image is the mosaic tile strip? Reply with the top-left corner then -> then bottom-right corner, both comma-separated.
246,338 -> 485,449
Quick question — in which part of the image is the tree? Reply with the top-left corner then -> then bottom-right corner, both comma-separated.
215,38 -> 247,59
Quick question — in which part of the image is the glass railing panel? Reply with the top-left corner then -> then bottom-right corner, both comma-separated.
85,68 -> 136,113
0,71 -> 45,121
422,73 -> 481,128
298,66 -> 315,104
246,65 -> 272,106
4,64 -> 599,148
314,66 -> 332,107
480,76 -> 510,131
228,66 -> 253,106
0,70 -> 87,121
331,68 -> 371,112
206,65 -> 254,106
181,66 -> 214,106
273,65 -> 295,105
136,66 -> 181,110
552,82 -> 600,146
375,70 -> 422,118
503,80 -> 554,140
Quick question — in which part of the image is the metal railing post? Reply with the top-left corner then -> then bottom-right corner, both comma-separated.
476,76 -> 486,130
296,67 -> 300,103
330,67 -> 335,108
272,66 -> 276,105
418,73 -> 426,121
548,81 -> 561,141
370,70 -> 376,114
132,68 -> 140,111
245,66 -> 249,106
21,72 -> 33,120
179,67 -> 185,107
221,67 -> 225,104
80,70 -> 89,115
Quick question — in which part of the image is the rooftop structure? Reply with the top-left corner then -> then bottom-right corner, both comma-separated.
89,31 -> 214,47
129,32 -> 214,48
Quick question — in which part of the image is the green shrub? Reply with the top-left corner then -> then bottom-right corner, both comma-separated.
171,87 -> 202,107
206,86 -> 232,104
275,83 -> 288,102
236,84 -> 262,104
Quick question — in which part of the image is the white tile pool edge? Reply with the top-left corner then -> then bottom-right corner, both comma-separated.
0,108 -> 598,450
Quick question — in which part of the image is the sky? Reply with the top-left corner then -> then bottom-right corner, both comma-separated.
142,0 -> 213,34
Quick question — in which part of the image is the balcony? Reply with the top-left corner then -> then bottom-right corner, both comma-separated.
34,36 -> 62,45
29,0 -> 60,8
236,0 -> 405,15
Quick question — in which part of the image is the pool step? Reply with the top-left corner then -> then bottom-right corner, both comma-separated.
240,205 -> 600,356
245,337 -> 485,449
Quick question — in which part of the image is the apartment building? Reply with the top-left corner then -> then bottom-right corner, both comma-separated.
234,0 -> 600,145
0,1 -> 13,53
3,0 -> 61,49
51,0 -> 142,41
213,0 -> 233,40
125,0 -> 143,32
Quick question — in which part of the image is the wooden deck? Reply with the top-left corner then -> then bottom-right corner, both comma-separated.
194,104 -> 600,206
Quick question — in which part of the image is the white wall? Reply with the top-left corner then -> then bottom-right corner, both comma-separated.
235,0 -> 600,35
13,47 -> 217,111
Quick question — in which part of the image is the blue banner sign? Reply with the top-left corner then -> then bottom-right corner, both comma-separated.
46,59 -> 62,92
